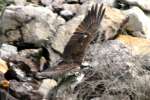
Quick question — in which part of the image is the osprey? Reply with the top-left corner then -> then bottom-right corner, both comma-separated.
63,4 -> 105,64
36,4 -> 106,78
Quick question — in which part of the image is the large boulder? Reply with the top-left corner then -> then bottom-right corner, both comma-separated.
0,4 -> 65,45
123,7 -> 150,39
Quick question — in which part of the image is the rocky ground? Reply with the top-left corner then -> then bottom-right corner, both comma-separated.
1,0 -> 150,100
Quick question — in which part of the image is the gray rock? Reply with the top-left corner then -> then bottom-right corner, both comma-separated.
60,10 -> 74,20
41,0 -> 53,6
6,0 -> 26,5
51,15 -> 84,53
29,0 -> 40,4
80,0 -> 116,6
38,79 -> 57,99
0,89 -> 18,100
124,7 -> 150,38
121,0 -> 150,11
0,43 -> 18,59
96,0 -> 116,6
62,4 -> 80,14
0,4 -> 65,45
66,0 -> 79,3
9,80 -> 42,100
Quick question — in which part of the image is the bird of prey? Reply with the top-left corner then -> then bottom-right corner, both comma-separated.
36,4 -> 106,79
63,4 -> 105,64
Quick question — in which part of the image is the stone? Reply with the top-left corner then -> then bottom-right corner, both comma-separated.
62,4 -> 80,15
0,43 -> 18,59
116,35 -> 150,56
60,10 -> 74,20
123,7 -> 150,39
99,6 -> 127,40
6,0 -> 26,5
51,3 -> 80,23
96,0 -> 116,6
66,0 -> 79,3
0,4 -> 65,45
122,0 -> 150,11
14,0 -> 26,5
72,40 -> 145,100
0,58 -> 8,74
41,0 -> 53,6
9,80 -> 42,100
29,0 -> 40,4
38,79 -> 57,99
51,15 -> 84,53
0,88 -> 17,100
79,0 -> 116,6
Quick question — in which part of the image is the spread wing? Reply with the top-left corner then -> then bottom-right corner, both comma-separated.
63,4 -> 105,64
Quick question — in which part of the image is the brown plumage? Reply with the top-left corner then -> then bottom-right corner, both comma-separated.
36,4 -> 105,79
63,4 -> 105,64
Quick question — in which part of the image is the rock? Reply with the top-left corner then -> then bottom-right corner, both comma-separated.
121,0 -> 150,11
98,6 -> 127,41
52,3 -> 80,21
0,80 -> 10,89
41,0 -> 53,6
0,58 -> 8,74
51,15 -> 84,53
52,0 -> 64,5
4,62 -> 31,81
133,74 -> 150,100
123,7 -> 150,39
66,0 -> 79,3
0,72 -> 5,81
60,10 -> 74,20
70,40 -> 145,100
30,0 -> 40,4
14,0 -> 26,5
0,44 -> 18,59
79,0 -> 116,6
96,0 -> 116,6
62,4 -> 80,15
38,79 -> 57,99
0,4 -> 65,45
5,47 -> 50,74
116,35 -> 150,56
114,0 -> 131,10
0,88 -> 17,100
9,80 -> 42,100
78,0 -> 87,3
6,0 -> 26,5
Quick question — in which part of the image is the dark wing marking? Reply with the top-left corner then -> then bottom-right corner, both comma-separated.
63,4 -> 105,64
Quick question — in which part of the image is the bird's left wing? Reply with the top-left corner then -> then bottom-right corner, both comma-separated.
63,4 -> 106,64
